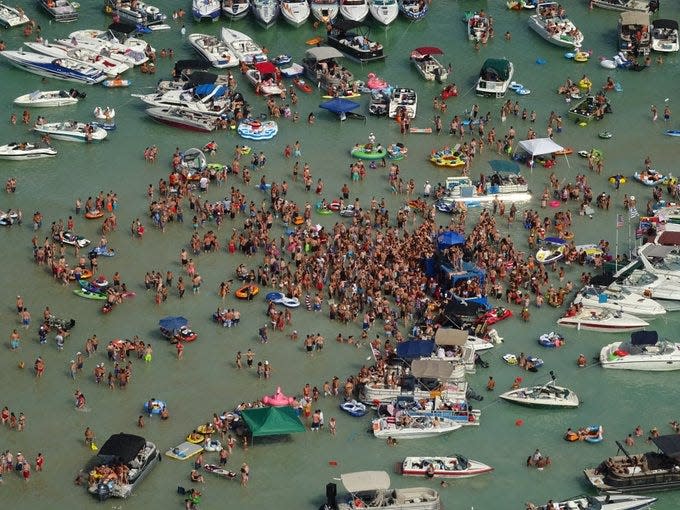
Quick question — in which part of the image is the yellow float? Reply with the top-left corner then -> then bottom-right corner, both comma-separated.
430,148 -> 466,169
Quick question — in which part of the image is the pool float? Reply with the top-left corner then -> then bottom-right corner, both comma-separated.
516,88 -> 531,95
387,143 -> 407,160
328,200 -> 342,211
262,386 -> 294,407
608,176 -> 626,185
292,215 -> 304,225
578,78 -> 592,90
340,205 -> 356,217
204,464 -> 237,479
430,148 -> 466,168
549,200 -> 561,208
634,170 -> 666,186
339,400 -> 367,417
93,107 -> 115,121
165,442 -> 203,460
70,269 -> 93,280
407,199 -> 427,211
235,284 -> 259,299
503,353 -> 544,369
350,144 -> 387,160
271,54 -> 292,66
535,58 -> 546,65
475,307 -> 513,326
322,91 -> 361,99
600,59 -> 616,70
409,127 -> 432,134
584,425 -> 604,444
562,231 -> 574,240
614,83 -> 623,93
143,399 -> 166,415
102,78 -> 131,88
509,82 -> 524,91
237,119 -> 278,141
265,291 -> 301,308
186,432 -> 205,444
538,332 -> 565,348
85,210 -> 104,219
573,51 -> 589,62
89,246 -> 116,257
440,85 -> 458,100
79,279 -> 108,293
197,424 -> 216,435
366,72 -> 389,90
553,147 -> 573,155
292,77 -> 312,94
598,131 -> 613,139
564,430 -> 580,442
306,36 -> 323,45
73,288 -> 107,300
564,52 -> 575,59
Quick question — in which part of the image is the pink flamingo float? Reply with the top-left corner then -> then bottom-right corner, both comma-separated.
262,387 -> 295,407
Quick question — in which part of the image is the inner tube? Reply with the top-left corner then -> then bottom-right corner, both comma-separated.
599,131 -> 613,139
85,210 -> 104,219
564,431 -> 580,442
146,5 -> 160,15
235,285 -> 259,299
549,200 -> 560,208
292,215 -> 304,225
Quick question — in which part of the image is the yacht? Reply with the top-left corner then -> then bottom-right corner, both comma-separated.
475,58 -> 514,98
340,0 -> 369,22
311,0 -> 339,23
222,0 -> 250,19
557,307 -> 649,333
600,330 -> 680,371
192,0 -> 221,21
369,0 -> 398,27
618,11 -> 651,56
400,456 -> 492,479
0,50 -> 107,84
651,19 -> 679,52
616,270 -> 680,303
146,107 -> 217,132
280,0 -> 311,27
188,34 -> 239,68
0,3 -> 29,27
531,495 -> 657,510
573,285 -> 667,318
251,0 -> 279,28
528,2 -> 584,49
133,85 -> 233,116
24,41 -> 131,77
220,27 -> 267,64
38,0 -> 78,22
398,0 -> 428,21
371,415 -> 461,440
0,142 -> 57,160
499,373 -> 579,408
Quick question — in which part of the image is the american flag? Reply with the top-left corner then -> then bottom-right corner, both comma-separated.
629,207 -> 639,219
616,214 -> 624,228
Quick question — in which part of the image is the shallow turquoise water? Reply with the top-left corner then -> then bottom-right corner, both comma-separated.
0,1 -> 680,509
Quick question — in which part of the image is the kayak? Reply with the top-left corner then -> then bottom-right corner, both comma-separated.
73,288 -> 107,300
293,77 -> 312,94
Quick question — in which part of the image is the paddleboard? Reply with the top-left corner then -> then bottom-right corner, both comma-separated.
409,127 -> 432,134
666,130 -> 680,137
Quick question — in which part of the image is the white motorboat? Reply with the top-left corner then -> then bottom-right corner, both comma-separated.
436,174 -> 531,210
245,62 -> 284,96
311,0 -> 339,23
476,58 -> 514,98
410,47 -> 447,82
24,41 -> 131,77
67,29 -> 151,65
134,85 -> 232,116
188,34 -> 238,69
638,243 -> 680,280
340,0 -> 369,22
600,330 -> 680,371
388,88 -> 417,119
378,394 -> 482,427
467,12 -> 491,42
400,455 -> 493,479
33,121 -> 107,143
251,0 -> 279,28
326,21 -> 385,63
619,11 -> 651,56
591,0 -> 650,12
14,89 -> 81,108
328,471 -> 441,510
103,1 -> 167,28
528,2 -> 584,49
399,0 -> 428,21
651,19 -> 679,52
616,270 -> 680,302
372,415 -> 461,439
222,0 -> 250,19
557,307 -> 649,333
220,27 -> 267,64
0,3 -> 29,27
0,142 -> 57,160
361,379 -> 467,405
280,0 -> 311,27
573,285 -> 666,318
192,0 -> 221,21
38,0 -> 78,22
54,37 -> 144,68
0,50 -> 107,84
531,494 -> 657,510
369,0 -> 398,27
536,237 -> 567,264
499,373 -> 579,408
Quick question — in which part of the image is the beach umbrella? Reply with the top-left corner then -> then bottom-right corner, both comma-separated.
437,231 -> 465,249
159,316 -> 188,331
319,98 -> 360,114
488,160 -> 520,173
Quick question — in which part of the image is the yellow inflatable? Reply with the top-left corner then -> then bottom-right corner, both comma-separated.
430,149 -> 466,169
578,78 -> 592,90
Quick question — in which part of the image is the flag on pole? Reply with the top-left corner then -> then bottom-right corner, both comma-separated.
616,214 -> 624,228
629,207 -> 639,219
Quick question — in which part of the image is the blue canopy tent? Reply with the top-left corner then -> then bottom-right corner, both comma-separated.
396,339 -> 435,359
194,84 -> 228,99
319,98 -> 365,122
437,231 -> 465,250
159,316 -> 188,332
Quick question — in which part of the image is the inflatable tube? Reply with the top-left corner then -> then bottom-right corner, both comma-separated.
144,400 -> 166,415
186,432 -> 205,444
539,332 -> 565,348
564,52 -> 575,59
203,439 -> 222,452
265,291 -> 285,302
503,353 -> 518,365
578,79 -> 591,90
516,88 -> 531,95
565,431 -> 580,442
328,200 -> 341,211
535,58 -> 546,65
608,176 -> 626,185
196,424 -> 216,435
235,285 -> 259,299
574,52 -> 589,62
509,82 -> 524,91
292,215 -> 304,225
549,200 -> 561,208
85,210 -> 104,219
339,400 -> 367,417
599,131 -> 613,139
146,5 -> 160,15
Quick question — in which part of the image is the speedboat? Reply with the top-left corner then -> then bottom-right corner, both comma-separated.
573,285 -> 666,318
222,0 -> 250,19
369,0 -> 398,27
600,330 -> 680,371
33,121 -> 108,142
467,12 -> 491,42
324,471 -> 441,510
220,27 -> 267,64
528,2 -> 584,49
146,107 -> 217,132
0,3 -> 29,27
400,456 -> 493,479
311,0 -> 339,23
557,307 -> 649,333
14,89 -> 81,108
245,61 -> 284,96
476,58 -> 514,98
192,0 -> 221,21
24,41 -> 131,77
188,34 -> 238,68
134,84 -> 233,116
591,0 -> 650,12
103,1 -> 167,29
584,436 -> 680,492
38,0 -> 78,22
651,19 -> 679,52
280,0 -> 311,27
377,394 -> 482,427
0,50 -> 107,84
371,415 -> 462,439
499,373 -> 579,408
340,0 -> 369,22
251,0 -> 279,28
326,21 -> 385,63
0,142 -> 57,160
531,495 -> 657,510
638,243 -> 680,279
398,0 -> 428,21
388,88 -> 417,119
65,30 -> 150,65
616,270 -> 680,302
536,237 -> 567,264
410,47 -> 448,82
619,11 -> 651,56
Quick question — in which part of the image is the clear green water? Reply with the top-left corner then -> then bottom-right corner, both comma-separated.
1,1 -> 680,509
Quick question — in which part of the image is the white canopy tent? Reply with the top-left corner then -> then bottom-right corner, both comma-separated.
516,137 -> 570,168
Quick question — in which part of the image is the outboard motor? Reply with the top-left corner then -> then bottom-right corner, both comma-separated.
96,481 -> 111,501
319,482 -> 338,510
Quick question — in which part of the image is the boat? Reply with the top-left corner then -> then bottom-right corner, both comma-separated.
573,285 -> 666,318
86,433 -> 160,501
38,0 -> 78,22
536,237 -> 567,264
528,3 -> 584,49
399,455 -> 493,479
103,1 -> 167,28
222,0 -> 250,19
188,34 -> 238,69
651,19 -> 679,52
54,231 -> 90,247
0,3 -> 29,27
280,0 -> 311,27
398,0 -> 428,21
499,372 -> 579,408
369,0 -> 398,27
192,0 -> 221,21
63,29 -> 149,66
34,121 -> 107,142
567,95 -> 612,123
23,41 -> 131,77
351,144 -> 386,160
220,27 -> 267,64
134,84 -> 234,116
372,415 -> 461,439
146,107 -> 217,132
311,0 -> 339,23
159,316 -> 198,343
237,118 -> 278,140
467,12 -> 491,42
340,0 -> 368,22
557,307 -> 649,333
475,58 -> 514,98
634,169 -> 671,186
339,399 -> 367,417
324,471 -> 441,510
14,89 -> 82,108
616,270 -> 680,303
245,61 -> 284,96
532,495 -> 657,510
619,11 -> 651,56
326,20 -> 385,63
600,330 -> 680,371
103,78 -> 131,88
251,0 -> 279,29
0,142 -> 57,160
0,50 -> 107,84
377,393 -> 481,426
436,174 -> 531,208
165,441 -> 203,460
204,464 -> 237,479
584,436 -> 680,492
301,46 -> 353,91
410,47 -> 448,82
388,88 -> 417,119
591,0 -> 650,13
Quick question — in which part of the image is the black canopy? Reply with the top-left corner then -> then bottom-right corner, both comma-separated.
330,20 -> 365,33
652,19 -> 678,30
590,274 -> 615,287
631,330 -> 658,345
174,59 -> 211,73
652,435 -> 680,460
185,71 -> 219,89
108,22 -> 137,35
99,433 -> 146,464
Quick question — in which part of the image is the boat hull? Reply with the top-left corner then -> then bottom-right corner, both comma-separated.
556,319 -> 647,333
400,457 -> 492,479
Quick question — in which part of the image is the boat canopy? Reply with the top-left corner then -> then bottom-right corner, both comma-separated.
434,328 -> 467,346
518,137 -> 564,157
479,58 -> 511,81
319,98 -> 360,113
305,46 -> 345,61
396,339 -> 435,359
657,231 -> 680,246
175,59 -> 211,72
194,83 -> 227,98
185,71 -> 218,89
330,19 -> 366,33
652,435 -> 680,460
108,22 -> 137,35
98,433 -> 146,464
255,61 -> 277,75
340,471 -> 391,493
488,159 -> 520,173
640,243 -> 676,258
619,11 -> 650,27
159,316 -> 188,331
630,330 -> 658,345
411,359 -> 460,379
413,46 -> 443,56
652,19 -> 679,30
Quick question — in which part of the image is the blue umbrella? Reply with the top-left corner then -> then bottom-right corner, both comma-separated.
437,231 -> 465,249
319,98 -> 360,114
488,160 -> 520,173
159,316 -> 188,331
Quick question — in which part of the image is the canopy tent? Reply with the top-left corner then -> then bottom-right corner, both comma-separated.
488,159 -> 520,173
434,328 -> 467,346
341,471 -> 391,493
437,231 -> 465,250
396,339 -> 435,359
255,61 -> 278,76
158,316 -> 188,331
240,406 -> 306,438
319,98 -> 364,122
517,138 -> 569,168
305,46 -> 345,62
98,433 -> 146,464
410,359 -> 460,380
652,435 -> 680,460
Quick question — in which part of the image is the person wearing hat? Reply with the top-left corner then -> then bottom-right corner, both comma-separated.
577,353 -> 587,367
423,180 -> 432,197
368,132 -> 376,145
263,360 -> 272,379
